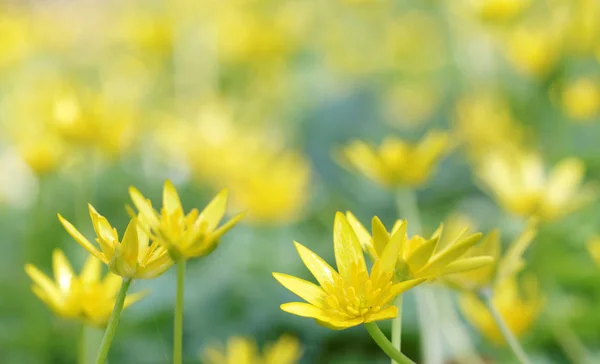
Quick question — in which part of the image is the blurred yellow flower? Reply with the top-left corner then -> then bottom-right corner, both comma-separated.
203,335 -> 301,364
339,131 -> 451,187
460,276 -> 544,345
444,217 -> 538,291
560,77 -> 600,121
273,213 -> 425,330
477,150 -> 596,220
587,236 -> 600,267
228,152 -> 311,224
505,22 -> 563,77
346,213 -> 492,280
129,180 -> 245,261
58,206 -> 173,279
25,249 -> 146,326
0,9 -> 32,69
16,136 -> 65,175
454,92 -> 526,159
472,0 -> 531,22
566,0 -> 600,55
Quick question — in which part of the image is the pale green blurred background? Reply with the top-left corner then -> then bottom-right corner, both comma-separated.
1,0 -> 600,363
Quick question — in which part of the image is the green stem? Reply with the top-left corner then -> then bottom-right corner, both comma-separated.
390,295 -> 403,364
174,260 -> 186,364
79,323 -> 86,364
395,188 -> 421,236
365,322 -> 416,364
95,278 -> 132,364
479,290 -> 531,364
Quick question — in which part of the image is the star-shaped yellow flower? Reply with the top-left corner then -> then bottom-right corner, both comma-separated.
273,213 -> 425,330
346,212 -> 492,281
25,249 -> 146,326
129,180 -> 245,261
58,205 -> 173,279
476,150 -> 596,221
339,130 -> 450,187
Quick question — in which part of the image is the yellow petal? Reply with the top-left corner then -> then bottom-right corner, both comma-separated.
293,242 -> 339,289
198,189 -> 229,233
371,216 -> 391,258
273,273 -> 326,307
497,218 -> 538,282
52,249 -> 74,293
333,212 -> 367,279
422,233 -> 483,275
280,302 -> 330,321
377,223 -> 406,276
163,180 -> 183,216
80,254 -> 102,285
25,264 -> 64,307
405,236 -> 438,272
345,211 -> 376,258
384,278 -> 426,303
364,306 -> 398,323
128,186 -> 160,226
439,256 -> 495,276
124,290 -> 149,309
57,214 -> 107,264
136,253 -> 173,279
544,158 -> 584,209
316,317 -> 363,330
121,218 -> 140,270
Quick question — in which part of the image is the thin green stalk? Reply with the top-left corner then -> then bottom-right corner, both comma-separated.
390,295 -> 403,364
95,278 -> 132,364
395,188 -> 421,236
79,324 -> 87,364
552,323 -> 592,364
479,290 -> 531,364
365,322 -> 416,364
174,260 -> 186,364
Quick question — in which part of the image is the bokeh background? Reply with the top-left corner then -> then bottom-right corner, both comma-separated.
1,0 -> 600,363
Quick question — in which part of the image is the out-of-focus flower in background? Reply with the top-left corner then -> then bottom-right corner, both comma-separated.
558,77 -> 600,122
25,249 -> 147,326
476,150 -> 596,221
460,276 -> 544,345
202,335 -> 301,364
274,213 -> 425,330
469,0 -> 532,22
339,131 -> 451,188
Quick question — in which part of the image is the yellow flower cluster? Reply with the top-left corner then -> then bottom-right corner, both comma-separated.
203,335 -> 301,364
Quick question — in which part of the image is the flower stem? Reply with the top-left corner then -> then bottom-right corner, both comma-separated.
174,260 -> 186,364
95,278 -> 132,364
79,324 -> 86,364
479,289 -> 531,364
390,295 -> 403,364
365,322 -> 416,364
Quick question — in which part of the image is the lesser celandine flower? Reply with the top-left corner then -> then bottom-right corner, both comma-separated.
58,205 -> 173,279
129,180 -> 245,261
203,335 -> 301,364
559,77 -> 600,122
130,180 -> 243,364
504,22 -> 563,77
444,218 -> 538,291
460,275 -> 544,345
339,130 -> 451,187
476,150 -> 596,221
274,213 -> 425,330
346,212 -> 492,281
25,249 -> 146,326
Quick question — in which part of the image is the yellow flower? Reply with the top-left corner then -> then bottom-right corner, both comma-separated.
203,335 -> 301,364
273,213 -> 425,330
587,236 -> 600,266
460,276 -> 544,345
16,136 -> 65,175
444,217 -> 538,291
454,92 -> 525,160
560,77 -> 600,122
129,180 -> 245,261
473,0 -> 531,22
476,150 -> 596,220
346,212 -> 491,280
339,131 -> 451,187
58,206 -> 173,279
505,22 -> 563,77
25,249 -> 146,326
